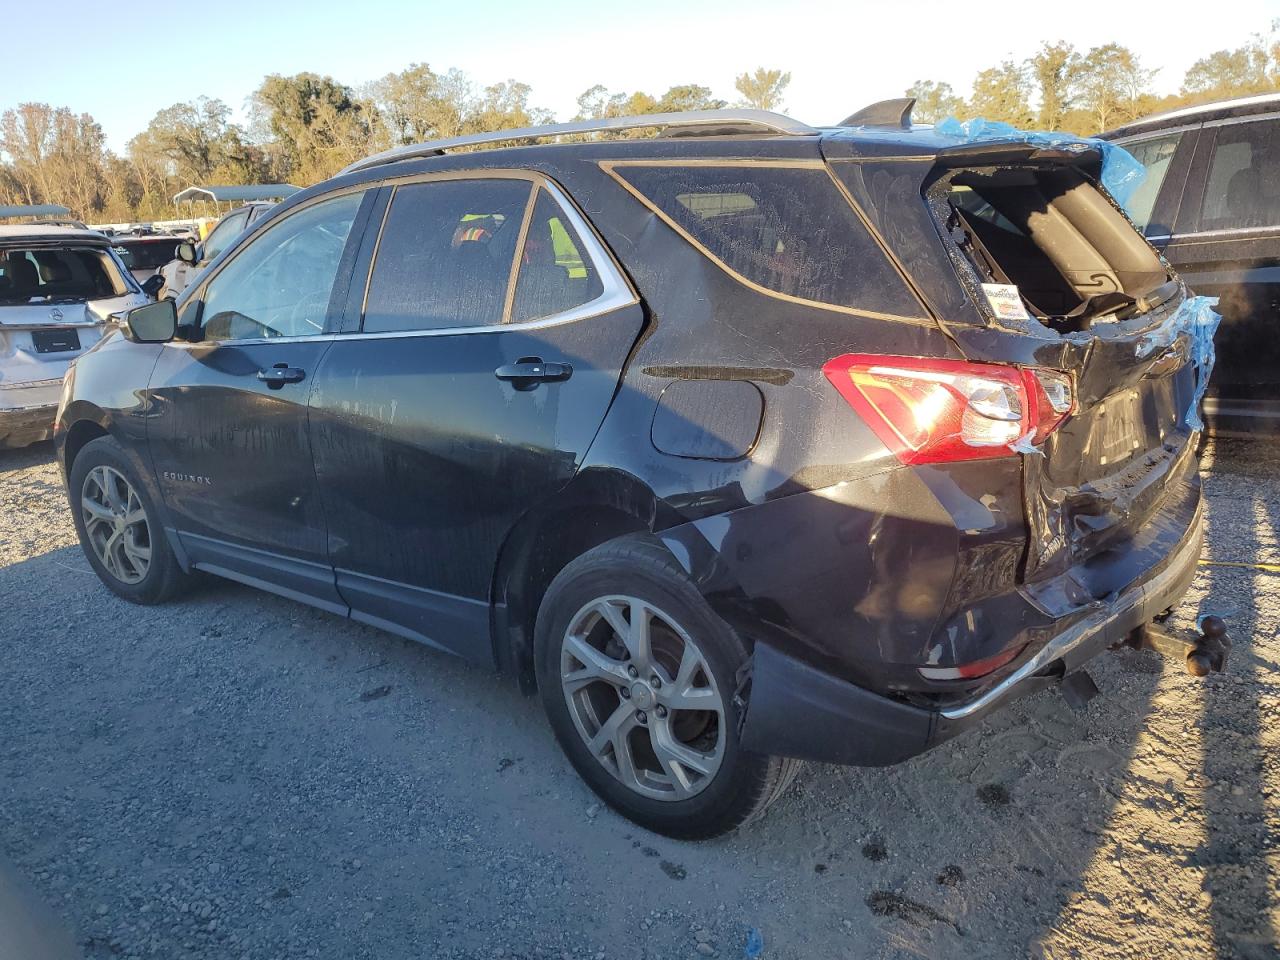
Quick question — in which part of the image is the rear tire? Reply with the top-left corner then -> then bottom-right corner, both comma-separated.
69,436 -> 188,605
534,535 -> 801,839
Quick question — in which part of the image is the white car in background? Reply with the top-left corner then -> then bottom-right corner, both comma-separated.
0,226 -> 148,448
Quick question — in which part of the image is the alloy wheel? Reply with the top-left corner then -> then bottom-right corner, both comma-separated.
560,595 -> 726,801
81,465 -> 151,585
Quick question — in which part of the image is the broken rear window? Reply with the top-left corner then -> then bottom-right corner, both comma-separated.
608,163 -> 924,319
0,246 -> 130,305
934,166 -> 1169,327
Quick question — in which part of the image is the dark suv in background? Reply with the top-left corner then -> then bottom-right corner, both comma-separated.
1102,92 -> 1280,437
57,104 -> 1209,837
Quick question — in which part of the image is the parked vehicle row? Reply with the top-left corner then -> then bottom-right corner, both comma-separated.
55,103 -> 1213,837
0,199 -> 280,447
0,226 -> 148,447
1101,92 -> 1280,437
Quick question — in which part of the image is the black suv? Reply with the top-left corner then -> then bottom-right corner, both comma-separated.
1101,92 -> 1280,437
56,103 -> 1209,838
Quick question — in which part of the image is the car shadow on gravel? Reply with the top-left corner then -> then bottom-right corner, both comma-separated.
1193,438 -> 1279,959
770,650 -> 1169,959
0,537 -> 1185,959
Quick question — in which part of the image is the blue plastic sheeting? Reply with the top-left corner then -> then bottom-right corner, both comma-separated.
933,117 -> 1147,209
1147,294 -> 1221,432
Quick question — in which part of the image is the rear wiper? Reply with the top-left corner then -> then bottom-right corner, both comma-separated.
1119,279 -> 1180,318
1051,291 -> 1136,332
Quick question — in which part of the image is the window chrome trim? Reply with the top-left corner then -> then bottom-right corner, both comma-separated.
161,332 -> 338,349
339,296 -> 632,342
351,169 -> 638,339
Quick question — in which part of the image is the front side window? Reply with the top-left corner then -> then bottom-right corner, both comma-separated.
199,192 -> 362,342
1117,132 -> 1183,233
608,163 -> 922,317
510,189 -> 604,323
1199,119 -> 1280,231
362,179 -> 531,333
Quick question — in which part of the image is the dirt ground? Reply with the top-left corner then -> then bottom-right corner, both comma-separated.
0,437 -> 1276,960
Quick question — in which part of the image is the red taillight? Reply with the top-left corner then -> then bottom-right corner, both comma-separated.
918,642 -> 1027,681
822,354 -> 1074,465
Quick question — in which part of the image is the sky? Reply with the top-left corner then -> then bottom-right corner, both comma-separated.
7,0 -> 1280,151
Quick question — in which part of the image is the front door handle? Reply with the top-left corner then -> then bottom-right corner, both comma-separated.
494,357 -> 572,390
257,363 -> 306,389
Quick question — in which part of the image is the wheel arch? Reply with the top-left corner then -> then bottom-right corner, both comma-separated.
60,412 -> 110,479
59,403 -> 184,570
492,467 -> 698,693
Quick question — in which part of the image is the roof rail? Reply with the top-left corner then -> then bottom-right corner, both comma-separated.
341,109 -> 819,175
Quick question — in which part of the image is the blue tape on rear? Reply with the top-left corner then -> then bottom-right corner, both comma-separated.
933,116 -> 1147,208
1178,295 -> 1221,432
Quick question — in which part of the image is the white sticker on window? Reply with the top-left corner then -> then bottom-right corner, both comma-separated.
980,283 -> 1031,322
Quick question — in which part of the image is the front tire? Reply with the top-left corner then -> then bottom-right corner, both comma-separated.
534,536 -> 801,839
69,436 -> 188,605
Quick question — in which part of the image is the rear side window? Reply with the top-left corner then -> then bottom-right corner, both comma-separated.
511,189 -> 604,323
363,179 -> 531,333
1118,133 -> 1183,234
1199,119 -> 1280,231
607,163 -> 923,318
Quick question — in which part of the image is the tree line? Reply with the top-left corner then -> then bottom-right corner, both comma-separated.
0,65 -> 790,223
908,25 -> 1280,131
0,25 -> 1274,223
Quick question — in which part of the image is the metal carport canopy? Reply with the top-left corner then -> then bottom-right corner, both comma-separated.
0,204 -> 72,218
171,185 -> 301,204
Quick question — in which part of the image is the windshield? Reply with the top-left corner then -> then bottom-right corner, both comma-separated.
0,246 -> 131,305
113,239 -> 181,271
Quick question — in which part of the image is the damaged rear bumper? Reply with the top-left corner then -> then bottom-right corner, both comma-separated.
740,500 -> 1204,766
0,380 -> 61,448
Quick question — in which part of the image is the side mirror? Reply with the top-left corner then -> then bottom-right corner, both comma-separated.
141,274 -> 165,298
125,299 -> 177,343
177,241 -> 197,264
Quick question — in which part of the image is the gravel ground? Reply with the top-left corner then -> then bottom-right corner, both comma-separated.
0,437 -> 1277,960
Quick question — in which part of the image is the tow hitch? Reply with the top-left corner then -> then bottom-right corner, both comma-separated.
1126,615 -> 1231,677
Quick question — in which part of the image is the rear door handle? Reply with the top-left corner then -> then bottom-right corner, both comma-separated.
257,363 -> 306,389
494,357 -> 572,390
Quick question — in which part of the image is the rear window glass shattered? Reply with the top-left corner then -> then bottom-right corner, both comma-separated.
0,246 -> 128,305
933,166 -> 1169,330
